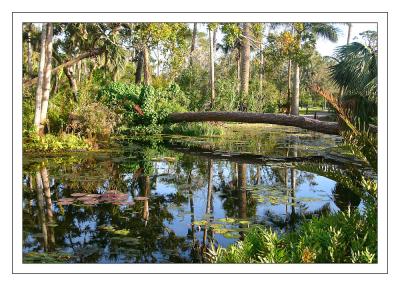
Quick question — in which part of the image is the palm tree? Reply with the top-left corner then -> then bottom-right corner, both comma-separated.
291,23 -> 338,115
329,42 -> 377,125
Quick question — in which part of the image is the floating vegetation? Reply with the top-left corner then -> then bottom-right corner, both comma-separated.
193,220 -> 208,226
57,190 -> 133,206
217,218 -> 236,224
113,229 -> 130,236
23,252 -> 72,263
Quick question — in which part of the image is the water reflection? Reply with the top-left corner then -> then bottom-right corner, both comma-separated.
23,139 -> 362,263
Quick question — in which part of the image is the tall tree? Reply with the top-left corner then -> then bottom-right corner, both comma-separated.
291,23 -> 338,115
135,50 -> 143,84
143,45 -> 151,85
33,24 -> 47,133
208,24 -> 218,109
190,23 -> 197,66
39,23 -> 54,133
239,23 -> 251,110
26,23 -> 33,77
346,23 -> 352,44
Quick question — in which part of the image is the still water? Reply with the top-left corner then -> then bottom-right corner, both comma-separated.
22,124 -> 363,263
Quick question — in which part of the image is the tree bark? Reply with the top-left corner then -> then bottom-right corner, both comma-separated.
190,23 -> 197,66
39,23 -> 53,133
135,50 -> 143,84
291,63 -> 300,116
259,43 -> 264,97
33,24 -> 47,132
27,23 -> 33,77
167,111 -> 341,135
24,48 -> 104,88
209,28 -> 216,109
64,66 -> 79,102
143,46 -> 151,85
287,59 -> 292,113
240,23 -> 251,107
347,23 -> 352,44
236,49 -> 241,93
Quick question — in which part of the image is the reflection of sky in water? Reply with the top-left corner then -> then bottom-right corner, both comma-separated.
22,130 -> 363,262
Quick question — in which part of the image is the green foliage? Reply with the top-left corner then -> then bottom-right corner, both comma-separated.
23,251 -> 72,263
164,122 -> 224,137
209,204 -> 377,263
23,130 -> 91,152
98,82 -> 188,134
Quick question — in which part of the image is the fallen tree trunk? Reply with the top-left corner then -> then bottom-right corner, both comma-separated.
23,48 -> 104,88
167,112 -> 341,135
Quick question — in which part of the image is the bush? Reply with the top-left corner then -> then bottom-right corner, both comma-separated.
69,102 -> 117,141
98,82 -> 188,134
23,130 -> 91,152
209,205 -> 377,263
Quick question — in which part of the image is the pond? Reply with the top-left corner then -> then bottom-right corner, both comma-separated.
22,124 -> 365,263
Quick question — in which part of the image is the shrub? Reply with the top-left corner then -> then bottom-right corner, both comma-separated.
208,205 -> 377,263
23,130 -> 91,152
98,82 -> 188,134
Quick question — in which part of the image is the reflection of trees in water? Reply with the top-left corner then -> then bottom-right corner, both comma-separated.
332,183 -> 361,211
22,140 -> 357,263
23,155 -> 192,263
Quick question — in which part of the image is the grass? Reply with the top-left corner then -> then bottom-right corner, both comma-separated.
163,122 -> 225,137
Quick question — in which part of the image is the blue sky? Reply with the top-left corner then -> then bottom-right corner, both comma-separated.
316,23 -> 377,56
197,23 -> 377,58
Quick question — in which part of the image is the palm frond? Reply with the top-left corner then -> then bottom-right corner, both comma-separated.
330,42 -> 377,100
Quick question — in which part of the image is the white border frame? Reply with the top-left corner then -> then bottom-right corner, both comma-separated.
12,12 -> 388,274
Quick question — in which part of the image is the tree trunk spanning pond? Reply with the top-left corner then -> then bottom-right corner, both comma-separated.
167,111 -> 341,135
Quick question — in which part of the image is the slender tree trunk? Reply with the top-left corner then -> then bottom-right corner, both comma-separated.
64,66 -> 78,102
190,23 -> 197,66
259,43 -> 264,97
209,28 -> 216,109
39,23 -> 53,134
347,23 -> 352,44
339,23 -> 352,99
135,50 -> 143,84
33,24 -> 47,133
240,23 -> 251,108
236,49 -> 241,93
27,23 -> 33,77
291,63 -> 300,116
143,46 -> 151,85
287,59 -> 292,113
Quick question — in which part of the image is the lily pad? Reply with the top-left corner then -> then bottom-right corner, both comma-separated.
113,229 -> 130,236
223,232 -> 241,239
213,228 -> 229,234
70,193 -> 87,197
98,225 -> 115,232
217,217 -> 236,224
193,220 -> 208,226
238,220 -> 250,225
